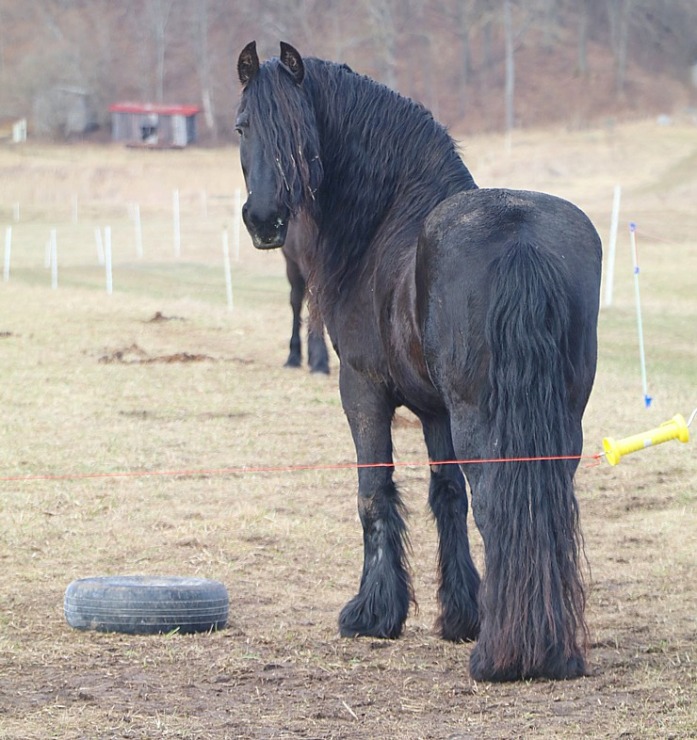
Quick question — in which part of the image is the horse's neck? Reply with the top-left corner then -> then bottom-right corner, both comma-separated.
304,64 -> 475,318
309,67 -> 474,231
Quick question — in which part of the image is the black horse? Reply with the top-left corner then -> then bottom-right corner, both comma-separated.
236,42 -> 602,682
282,218 -> 329,373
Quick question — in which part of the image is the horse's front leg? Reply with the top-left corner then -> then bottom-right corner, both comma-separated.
338,365 -> 411,639
421,414 -> 480,642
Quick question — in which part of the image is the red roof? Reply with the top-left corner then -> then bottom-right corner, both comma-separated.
109,102 -> 200,117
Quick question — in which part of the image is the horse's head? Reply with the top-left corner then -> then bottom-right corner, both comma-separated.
236,41 -> 323,250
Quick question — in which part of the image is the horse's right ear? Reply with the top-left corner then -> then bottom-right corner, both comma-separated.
280,42 -> 304,85
238,41 -> 260,86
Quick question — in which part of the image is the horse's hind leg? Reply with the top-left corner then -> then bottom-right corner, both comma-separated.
284,255 -> 304,368
307,324 -> 330,374
338,365 -> 411,639
422,415 -> 480,641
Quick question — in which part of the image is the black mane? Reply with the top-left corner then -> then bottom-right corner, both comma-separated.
304,59 -> 477,291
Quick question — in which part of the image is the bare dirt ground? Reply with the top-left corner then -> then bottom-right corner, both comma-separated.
1,121 -> 696,738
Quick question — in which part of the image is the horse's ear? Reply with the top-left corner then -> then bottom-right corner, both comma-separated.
238,41 -> 260,86
279,42 -> 304,85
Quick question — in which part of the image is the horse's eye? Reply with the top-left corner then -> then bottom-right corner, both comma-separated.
235,117 -> 248,137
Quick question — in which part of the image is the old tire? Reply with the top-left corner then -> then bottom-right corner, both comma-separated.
64,576 -> 229,635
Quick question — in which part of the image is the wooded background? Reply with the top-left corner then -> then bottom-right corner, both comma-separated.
1,0 -> 695,140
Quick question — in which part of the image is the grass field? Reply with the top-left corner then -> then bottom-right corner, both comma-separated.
1,120 -> 696,739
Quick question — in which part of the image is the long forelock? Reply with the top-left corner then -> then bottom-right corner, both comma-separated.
243,62 -> 322,216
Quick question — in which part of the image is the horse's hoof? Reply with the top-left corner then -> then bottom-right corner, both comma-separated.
339,598 -> 404,640
339,623 -> 402,639
469,644 -> 587,682
310,364 -> 330,375
437,612 -> 479,643
284,357 -> 302,368
469,646 -> 521,682
544,652 -> 587,681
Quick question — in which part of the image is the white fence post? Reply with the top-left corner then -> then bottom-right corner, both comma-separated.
603,184 -> 621,308
50,229 -> 58,289
3,227 -> 11,282
134,204 -> 143,258
105,226 -> 113,295
233,187 -> 242,261
173,189 -> 181,257
222,227 -> 233,311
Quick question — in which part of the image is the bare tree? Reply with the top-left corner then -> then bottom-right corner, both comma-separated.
577,0 -> 591,75
607,0 -> 634,95
364,0 -> 398,90
503,0 -> 515,135
540,0 -> 557,50
146,0 -> 176,102
455,0 -> 476,90
192,0 -> 216,138
448,0 -> 485,118
479,10 -> 496,92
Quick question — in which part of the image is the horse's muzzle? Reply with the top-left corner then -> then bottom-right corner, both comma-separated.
251,231 -> 287,250
243,204 -> 288,250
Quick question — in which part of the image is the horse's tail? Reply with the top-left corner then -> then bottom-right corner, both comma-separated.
473,240 -> 589,681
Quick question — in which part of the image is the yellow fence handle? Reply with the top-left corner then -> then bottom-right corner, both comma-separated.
602,413 -> 691,466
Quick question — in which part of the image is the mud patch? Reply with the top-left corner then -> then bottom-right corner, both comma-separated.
146,311 -> 186,323
99,343 -> 215,364
118,409 -> 250,421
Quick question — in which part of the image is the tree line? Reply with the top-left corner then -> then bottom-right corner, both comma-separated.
0,0 -> 695,140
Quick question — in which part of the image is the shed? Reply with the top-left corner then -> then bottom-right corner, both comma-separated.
109,103 -> 200,147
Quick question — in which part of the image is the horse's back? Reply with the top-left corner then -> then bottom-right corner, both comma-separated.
419,188 -> 601,281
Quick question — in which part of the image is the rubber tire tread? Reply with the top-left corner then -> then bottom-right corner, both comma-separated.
64,576 -> 228,635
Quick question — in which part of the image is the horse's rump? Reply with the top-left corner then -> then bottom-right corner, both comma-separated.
418,188 -> 601,404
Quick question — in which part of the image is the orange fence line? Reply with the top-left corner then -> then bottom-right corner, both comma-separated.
1,453 -> 604,483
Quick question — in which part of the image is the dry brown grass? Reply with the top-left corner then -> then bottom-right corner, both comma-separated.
0,120 -> 696,739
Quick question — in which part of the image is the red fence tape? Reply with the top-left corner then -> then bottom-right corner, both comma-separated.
1,453 -> 604,483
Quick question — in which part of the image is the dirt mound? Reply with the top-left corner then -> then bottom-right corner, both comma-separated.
98,343 -> 215,364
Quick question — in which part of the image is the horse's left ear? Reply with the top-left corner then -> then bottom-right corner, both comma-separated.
238,41 -> 260,86
280,42 -> 304,85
